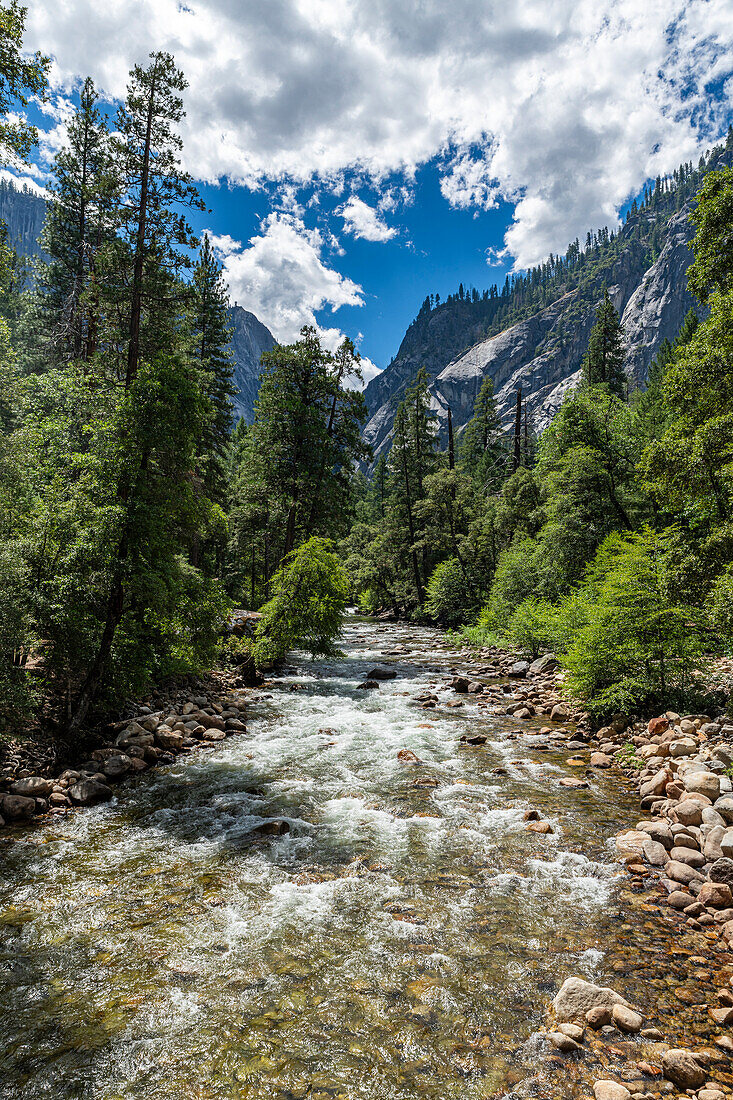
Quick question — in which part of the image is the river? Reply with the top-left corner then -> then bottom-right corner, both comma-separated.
0,620 -> 720,1099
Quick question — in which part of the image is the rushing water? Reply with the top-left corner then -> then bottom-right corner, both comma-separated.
0,620 -> 681,1099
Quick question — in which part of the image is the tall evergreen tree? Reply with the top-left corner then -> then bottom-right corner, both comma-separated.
41,77 -> 116,362
581,290 -> 627,397
460,377 -> 505,488
190,232 -> 235,502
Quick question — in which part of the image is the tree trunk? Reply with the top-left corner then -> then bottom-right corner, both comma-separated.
126,61 -> 158,388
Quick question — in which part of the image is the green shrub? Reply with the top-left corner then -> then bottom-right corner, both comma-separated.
563,528 -> 707,715
709,567 -> 733,647
504,597 -> 559,658
253,537 -> 349,668
426,557 -> 473,627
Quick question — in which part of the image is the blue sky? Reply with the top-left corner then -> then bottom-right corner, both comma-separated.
14,0 -> 733,384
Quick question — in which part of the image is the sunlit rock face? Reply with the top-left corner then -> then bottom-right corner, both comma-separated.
362,198 -> 701,466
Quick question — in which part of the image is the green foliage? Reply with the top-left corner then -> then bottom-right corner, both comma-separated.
425,557 -> 468,627
709,568 -> 733,647
562,529 -> 707,715
229,327 -> 368,604
253,538 -> 349,668
580,289 -> 627,397
504,597 -> 558,658
0,2 -> 49,166
615,742 -> 644,770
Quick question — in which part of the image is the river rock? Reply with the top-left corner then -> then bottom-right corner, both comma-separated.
357,680 -> 379,689
611,1003 -> 643,1032
637,820 -> 673,848
68,779 -> 113,806
714,796 -> 733,823
551,703 -> 569,721
397,749 -> 422,765
640,768 -> 670,798
553,977 -> 629,1022
10,776 -> 53,798
648,715 -> 669,735
101,754 -> 132,779
721,829 -> 733,858
674,800 -> 703,826
451,677 -> 470,692
665,859 -> 704,886
202,728 -> 226,741
708,858 -> 733,889
670,738 -> 698,757
155,729 -> 184,751
667,890 -> 693,909
684,771 -> 721,800
558,1022 -> 584,1040
530,653 -> 559,674
661,1049 -> 707,1089
1,793 -> 36,819
590,752 -> 612,768
643,838 -> 668,866
510,661 -> 529,677
252,819 -> 290,836
548,1031 -> 580,1053
594,1083 -> 631,1100
669,845 -> 705,868
367,667 -> 397,680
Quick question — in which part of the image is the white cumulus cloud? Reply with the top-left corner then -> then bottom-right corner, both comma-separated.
24,0 -> 733,268
338,196 -> 396,242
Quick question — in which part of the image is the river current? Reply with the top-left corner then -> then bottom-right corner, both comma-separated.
0,620 -> 684,1099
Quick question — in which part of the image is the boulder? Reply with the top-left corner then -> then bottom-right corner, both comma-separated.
510,661 -> 530,677
714,796 -> 733,823
68,779 -> 113,806
1,793 -> 36,819
101,754 -> 132,780
10,776 -> 53,799
529,653 -> 559,674
643,838 -> 668,866
665,859 -> 704,886
699,881 -> 733,908
640,768 -> 670,799
708,858 -> 733,890
669,738 -> 697,757
357,680 -> 379,690
551,703 -> 569,722
661,1049 -> 706,1089
366,667 -> 397,680
684,771 -> 721,801
594,1084 -> 631,1100
721,829 -> 733,858
647,715 -> 669,735
155,729 -> 184,751
553,977 -> 629,1022
674,801 -> 703,827
202,728 -> 226,741
451,676 -> 470,693
611,1004 -> 643,1032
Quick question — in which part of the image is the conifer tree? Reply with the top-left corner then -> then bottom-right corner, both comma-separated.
460,377 -> 505,488
41,77 -> 116,362
581,290 -> 627,398
190,232 -> 235,501
111,51 -> 204,384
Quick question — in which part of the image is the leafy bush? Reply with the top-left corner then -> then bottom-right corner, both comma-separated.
709,567 -> 733,647
562,528 -> 707,715
426,557 -> 473,627
253,537 -> 349,668
504,597 -> 558,658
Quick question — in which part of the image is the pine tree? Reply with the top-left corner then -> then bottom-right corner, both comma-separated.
191,233 -> 235,501
459,377 -> 505,488
111,51 -> 204,385
581,290 -> 627,398
41,77 -> 117,362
